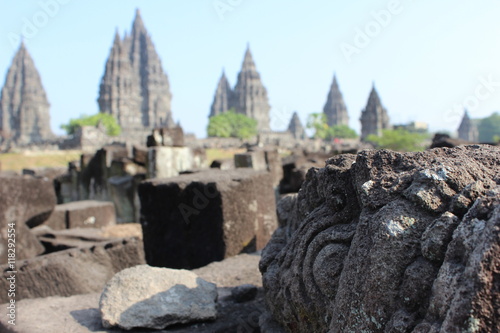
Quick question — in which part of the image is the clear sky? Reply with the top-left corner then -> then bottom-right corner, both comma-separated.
1,0 -> 499,138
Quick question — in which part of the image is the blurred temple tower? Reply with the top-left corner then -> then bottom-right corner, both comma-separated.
98,9 -> 175,135
360,84 -> 391,141
323,74 -> 349,127
457,110 -> 478,142
209,45 -> 271,131
0,42 -> 54,145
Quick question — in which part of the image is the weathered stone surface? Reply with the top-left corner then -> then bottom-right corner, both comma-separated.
0,42 -> 54,145
210,158 -> 234,170
430,133 -> 471,148
100,265 -> 218,330
43,200 -> 116,230
231,284 -> 258,303
360,85 -> 391,140
146,146 -> 196,179
0,253 -> 265,333
32,225 -> 126,253
234,151 -> 267,170
147,126 -> 184,147
0,175 -> 57,263
1,290 -> 267,333
139,169 -> 277,269
108,174 -> 145,223
98,10 -> 174,132
323,75 -> 349,127
132,145 -> 148,165
0,237 -> 144,303
193,253 -> 263,287
260,146 -> 500,332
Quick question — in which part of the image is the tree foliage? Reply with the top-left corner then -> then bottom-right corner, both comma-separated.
478,112 -> 500,142
306,113 -> 357,139
61,113 -> 121,136
207,109 -> 257,139
366,129 -> 427,152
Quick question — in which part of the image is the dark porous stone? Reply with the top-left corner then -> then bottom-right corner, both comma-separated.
0,175 -> 57,263
231,284 -> 258,303
139,169 -> 277,269
260,146 -> 500,332
0,237 -> 144,303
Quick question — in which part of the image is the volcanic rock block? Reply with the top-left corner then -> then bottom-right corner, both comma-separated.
146,146 -> 195,179
100,265 -> 218,330
0,237 -> 144,303
0,253 -> 266,333
139,169 -> 278,269
234,151 -> 267,171
108,175 -> 145,223
0,175 -> 57,263
132,145 -> 148,165
147,126 -> 185,147
43,200 -> 116,230
260,145 -> 500,332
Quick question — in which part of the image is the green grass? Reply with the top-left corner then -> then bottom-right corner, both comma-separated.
0,150 -> 82,171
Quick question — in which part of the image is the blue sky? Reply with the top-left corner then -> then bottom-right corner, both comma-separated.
1,0 -> 499,138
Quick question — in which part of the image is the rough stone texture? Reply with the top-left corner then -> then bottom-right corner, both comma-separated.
43,200 -> 116,230
147,126 -> 185,147
108,174 -> 145,223
360,85 -> 391,140
323,75 -> 349,127
133,145 -> 148,165
0,237 -> 144,303
0,253 -> 266,333
146,146 -> 196,179
98,10 -> 174,133
139,169 -> 277,269
234,151 -> 267,171
260,145 -> 500,332
100,265 -> 218,330
458,110 -> 479,142
0,42 -> 54,145
0,291 -> 267,333
287,111 -> 306,140
32,225 -> 130,253
231,284 -> 258,303
278,152 -> 328,194
0,175 -> 57,263
193,253 -> 263,288
209,46 -> 271,131
210,158 -> 235,170
430,133 -> 471,149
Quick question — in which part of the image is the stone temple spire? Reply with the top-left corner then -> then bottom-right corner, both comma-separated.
360,84 -> 391,140
98,9 -> 174,133
287,111 -> 306,140
457,110 -> 478,142
231,45 -> 271,131
323,74 -> 349,127
0,42 -> 54,144
210,70 -> 233,117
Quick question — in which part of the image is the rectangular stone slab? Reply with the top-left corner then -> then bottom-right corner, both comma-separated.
0,237 -> 145,303
138,169 -> 277,269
